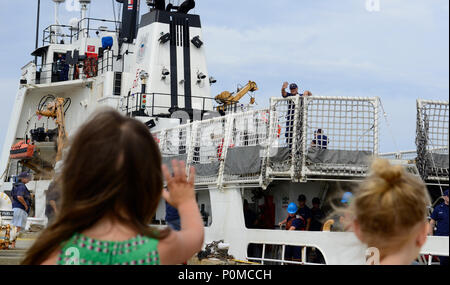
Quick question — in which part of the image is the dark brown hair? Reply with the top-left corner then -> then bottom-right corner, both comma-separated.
22,109 -> 169,264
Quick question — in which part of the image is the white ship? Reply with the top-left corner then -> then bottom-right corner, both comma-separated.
0,0 -> 448,265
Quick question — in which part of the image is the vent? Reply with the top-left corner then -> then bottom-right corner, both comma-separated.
113,72 -> 122,96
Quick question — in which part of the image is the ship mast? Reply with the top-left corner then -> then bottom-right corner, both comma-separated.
79,0 -> 91,38
52,0 -> 65,44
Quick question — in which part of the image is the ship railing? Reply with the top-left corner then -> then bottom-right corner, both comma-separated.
98,49 -> 120,75
32,62 -> 74,85
379,150 -> 417,160
31,50 -> 118,85
73,18 -> 120,40
220,110 -> 271,185
153,96 -> 381,188
263,97 -> 300,183
189,116 -> 228,186
416,99 -> 449,182
43,24 -> 76,45
43,18 -> 120,44
158,124 -> 194,181
298,97 -> 379,180
247,243 -> 325,265
124,93 -> 215,117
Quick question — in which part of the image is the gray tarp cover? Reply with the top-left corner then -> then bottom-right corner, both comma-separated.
268,147 -> 291,163
224,146 -> 263,175
426,153 -> 449,169
163,154 -> 220,176
194,161 -> 220,177
306,148 -> 373,165
162,154 -> 187,173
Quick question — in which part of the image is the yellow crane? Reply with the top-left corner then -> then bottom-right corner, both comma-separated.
215,81 -> 258,113
36,97 -> 68,163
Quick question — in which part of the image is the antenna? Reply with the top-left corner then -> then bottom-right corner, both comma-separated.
52,0 -> 65,43
52,0 -> 65,25
79,0 -> 91,38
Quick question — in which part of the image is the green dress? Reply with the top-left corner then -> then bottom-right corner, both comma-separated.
57,232 -> 160,265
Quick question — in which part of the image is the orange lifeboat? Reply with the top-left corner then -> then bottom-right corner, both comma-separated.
9,140 -> 35,159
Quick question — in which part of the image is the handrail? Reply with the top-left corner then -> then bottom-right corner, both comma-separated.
153,96 -> 381,188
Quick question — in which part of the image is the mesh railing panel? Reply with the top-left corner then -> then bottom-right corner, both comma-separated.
265,97 -> 299,177
152,96 -> 380,187
222,110 -> 270,184
416,100 -> 449,181
188,116 -> 228,185
301,97 -> 378,177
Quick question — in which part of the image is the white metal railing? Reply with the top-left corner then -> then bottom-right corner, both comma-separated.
300,97 -> 379,179
416,99 -> 449,182
156,96 -> 380,188
247,243 -> 325,265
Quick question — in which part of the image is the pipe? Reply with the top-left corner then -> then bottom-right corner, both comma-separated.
35,0 -> 40,65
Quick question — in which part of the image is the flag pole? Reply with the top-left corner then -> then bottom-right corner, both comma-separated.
35,0 -> 41,65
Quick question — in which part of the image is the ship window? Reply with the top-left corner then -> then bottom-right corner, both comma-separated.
247,243 -> 326,265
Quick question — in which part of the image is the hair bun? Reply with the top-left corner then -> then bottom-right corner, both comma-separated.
371,159 -> 403,185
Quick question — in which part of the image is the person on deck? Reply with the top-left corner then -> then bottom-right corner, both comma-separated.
429,189 -> 449,266
296,194 -> 312,231
11,172 -> 33,249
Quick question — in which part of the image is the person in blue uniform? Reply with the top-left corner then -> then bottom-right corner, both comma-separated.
429,189 -> 449,265
165,202 -> 181,231
311,129 -> 329,149
278,203 -> 305,262
296,194 -> 312,231
11,172 -> 33,248
281,82 -> 300,148
310,197 -> 325,231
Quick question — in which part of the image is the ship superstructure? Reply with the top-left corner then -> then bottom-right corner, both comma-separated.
0,0 -> 448,265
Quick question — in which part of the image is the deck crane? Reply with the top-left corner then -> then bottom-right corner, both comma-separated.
36,97 -> 68,163
215,81 -> 258,113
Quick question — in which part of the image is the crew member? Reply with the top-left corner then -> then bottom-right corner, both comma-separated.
281,82 -> 300,148
11,172 -> 33,248
429,189 -> 449,265
310,197 -> 325,231
311,129 -> 329,149
296,194 -> 312,231
278,203 -> 305,262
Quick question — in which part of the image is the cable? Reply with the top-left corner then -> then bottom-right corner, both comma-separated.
112,0 -> 118,32
378,98 -> 401,155
63,98 -> 72,116
37,95 -> 56,113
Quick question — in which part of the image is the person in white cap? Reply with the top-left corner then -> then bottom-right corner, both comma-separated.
10,172 -> 33,248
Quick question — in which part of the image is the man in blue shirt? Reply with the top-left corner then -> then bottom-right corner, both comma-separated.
282,82 -> 299,148
165,202 -> 181,231
310,197 -> 325,231
11,172 -> 33,248
429,189 -> 449,265
279,203 -> 305,262
296,194 -> 312,231
312,129 -> 329,149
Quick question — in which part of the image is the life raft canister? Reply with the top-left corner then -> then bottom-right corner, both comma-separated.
10,140 -> 35,159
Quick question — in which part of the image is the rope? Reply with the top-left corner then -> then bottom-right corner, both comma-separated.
378,98 -> 401,155
416,101 -> 448,196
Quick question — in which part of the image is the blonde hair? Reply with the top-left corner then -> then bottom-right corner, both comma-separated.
348,159 -> 430,258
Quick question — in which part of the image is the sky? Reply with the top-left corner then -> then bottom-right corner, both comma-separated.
0,0 -> 448,154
